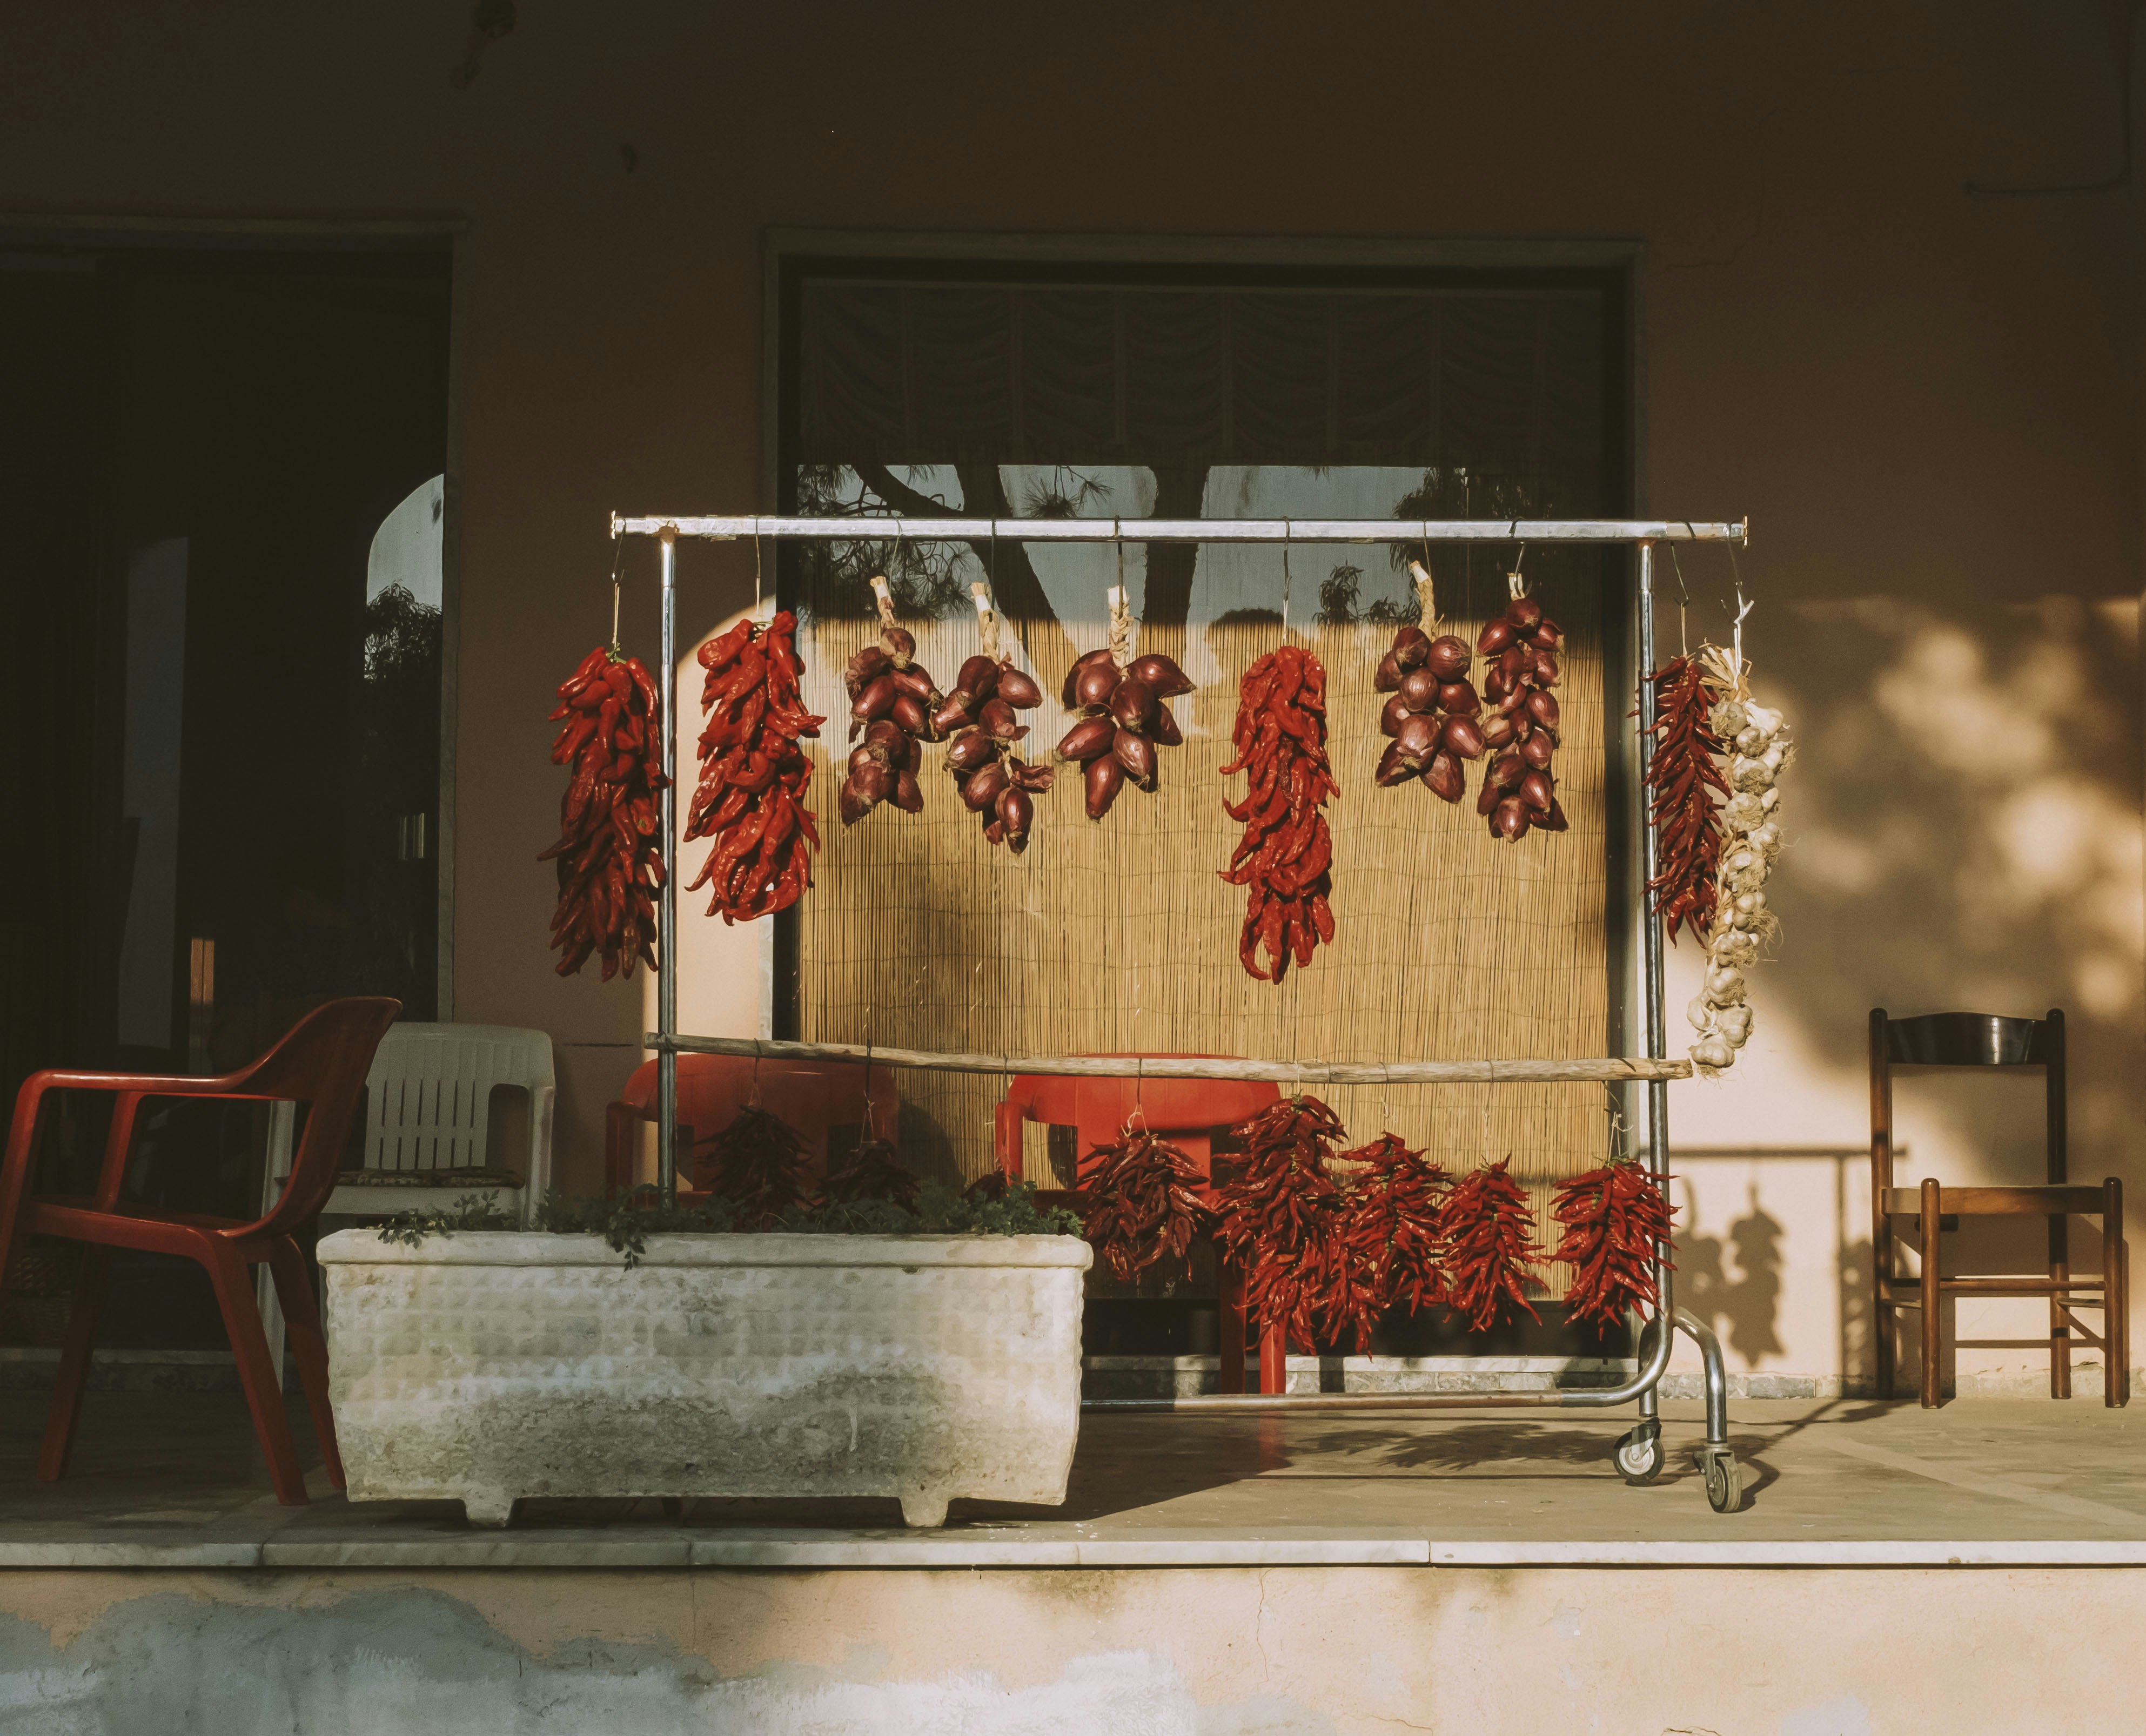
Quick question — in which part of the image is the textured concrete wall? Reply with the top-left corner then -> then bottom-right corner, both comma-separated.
0,1565 -> 2138,1733
2,2 -> 2141,1391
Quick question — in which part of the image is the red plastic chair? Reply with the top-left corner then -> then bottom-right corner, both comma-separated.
994,1058 -> 1285,1394
604,1053 -> 899,1196
0,997 -> 400,1505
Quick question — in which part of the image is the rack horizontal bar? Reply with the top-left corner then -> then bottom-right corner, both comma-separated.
611,514 -> 1747,546
647,1033 -> 1691,1085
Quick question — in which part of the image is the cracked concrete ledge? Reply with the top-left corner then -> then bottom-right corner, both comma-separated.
5,1532 -> 2144,1569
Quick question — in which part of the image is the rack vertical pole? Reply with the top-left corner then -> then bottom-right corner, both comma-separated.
656,527 -> 679,1206
1635,539 -> 1670,1424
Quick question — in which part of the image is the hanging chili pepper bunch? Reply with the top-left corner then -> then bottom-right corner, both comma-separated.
1642,652 -> 1731,946
1328,1133 -> 1450,1351
1220,644 -> 1337,981
822,1131 -> 920,1210
1474,590 -> 1570,841
699,1104 -> 815,1229
683,610 -> 823,924
1374,562 -> 1485,803
939,651 -> 1054,851
838,577 -> 936,827
1215,1096 -> 1351,1351
1438,1158 -> 1546,1331
540,644 -> 668,980
1686,638 -> 1790,1076
1056,643 -> 1195,822
1551,1159 -> 1675,1328
1079,1125 -> 1214,1284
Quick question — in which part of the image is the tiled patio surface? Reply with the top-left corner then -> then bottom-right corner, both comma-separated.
3,1390 -> 2143,1567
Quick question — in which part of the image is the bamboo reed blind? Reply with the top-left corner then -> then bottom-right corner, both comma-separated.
789,553 -> 1613,1273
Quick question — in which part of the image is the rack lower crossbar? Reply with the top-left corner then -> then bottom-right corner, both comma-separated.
647,1033 -> 1691,1085
612,514 -> 1747,545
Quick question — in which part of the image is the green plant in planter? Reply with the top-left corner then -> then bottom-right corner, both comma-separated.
374,1179 -> 1081,1268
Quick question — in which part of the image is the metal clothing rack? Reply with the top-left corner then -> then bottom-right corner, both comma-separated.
612,511 -> 1751,1511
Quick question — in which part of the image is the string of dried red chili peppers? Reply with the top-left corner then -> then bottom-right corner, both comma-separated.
683,610 -> 824,925
1329,1133 -> 1448,1352
1216,1097 -> 1351,1349
1079,1127 -> 1214,1284
1551,1160 -> 1676,1328
821,1123 -> 919,1210
541,644 -> 668,980
1439,1159 -> 1546,1331
699,1105 -> 814,1229
1642,653 -> 1731,946
1220,644 -> 1338,981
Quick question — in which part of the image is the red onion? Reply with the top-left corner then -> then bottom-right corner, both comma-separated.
1398,668 -> 1440,712
994,667 -> 1044,709
1126,654 -> 1193,697
1114,728 -> 1158,789
1426,636 -> 1472,681
1085,751 -> 1124,818
1109,677 -> 1159,731
1074,661 -> 1121,712
1056,716 -> 1115,762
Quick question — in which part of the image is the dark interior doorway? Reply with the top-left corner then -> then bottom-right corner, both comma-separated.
0,236 -> 452,1347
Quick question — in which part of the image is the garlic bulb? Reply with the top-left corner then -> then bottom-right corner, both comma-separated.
1716,1005 -> 1753,1047
1731,756 -> 1775,793
1711,930 -> 1758,966
1705,965 -> 1746,1004
1688,995 -> 1715,1032
1722,792 -> 1766,833
1711,699 -> 1748,737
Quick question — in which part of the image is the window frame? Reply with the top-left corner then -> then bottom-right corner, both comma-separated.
762,231 -> 1648,1073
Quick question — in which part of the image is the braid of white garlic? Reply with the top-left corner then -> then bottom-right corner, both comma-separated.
1685,643 -> 1789,1078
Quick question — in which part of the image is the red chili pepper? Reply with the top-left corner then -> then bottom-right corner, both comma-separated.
1438,1159 -> 1547,1331
1641,656 -> 1728,945
1222,647 -> 1337,981
1550,1160 -> 1676,1327
541,643 -> 669,980
1215,1098 -> 1352,1349
1080,1128 -> 1214,1283
682,611 -> 824,925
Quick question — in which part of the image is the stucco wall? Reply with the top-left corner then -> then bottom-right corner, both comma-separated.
3,2 -> 2140,1391
1,1565 -> 2140,1733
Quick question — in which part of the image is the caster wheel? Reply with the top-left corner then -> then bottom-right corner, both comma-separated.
1700,1449 -> 1743,1513
1613,1425 -> 1664,1484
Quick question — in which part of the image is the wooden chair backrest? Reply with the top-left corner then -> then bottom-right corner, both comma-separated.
1869,1007 -> 2065,1193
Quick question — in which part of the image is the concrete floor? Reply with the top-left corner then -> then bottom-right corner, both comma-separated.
4,1388 -> 2144,1565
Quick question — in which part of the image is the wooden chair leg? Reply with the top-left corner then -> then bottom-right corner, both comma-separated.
204,1245 -> 308,1504
2105,1179 -> 2126,1409
2050,1210 -> 2073,1400
36,1245 -> 111,1483
267,1239 -> 342,1488
1920,1177 -> 1942,1408
1874,1218 -> 1894,1399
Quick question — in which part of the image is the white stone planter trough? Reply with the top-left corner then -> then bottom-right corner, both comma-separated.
317,1229 -> 1092,1527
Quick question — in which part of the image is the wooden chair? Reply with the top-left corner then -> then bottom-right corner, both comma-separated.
1870,1007 -> 2128,1407
0,997 -> 400,1504
994,1059 -> 1282,1394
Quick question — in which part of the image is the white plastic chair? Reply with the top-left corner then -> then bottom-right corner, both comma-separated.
253,1023 -> 555,1383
